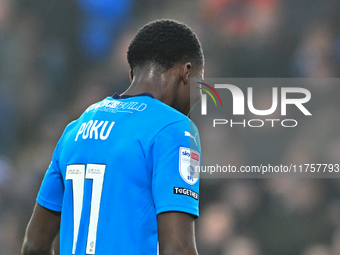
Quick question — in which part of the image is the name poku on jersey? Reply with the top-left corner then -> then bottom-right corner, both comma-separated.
75,120 -> 115,141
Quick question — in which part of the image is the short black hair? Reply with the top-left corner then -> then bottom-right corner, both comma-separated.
127,19 -> 204,73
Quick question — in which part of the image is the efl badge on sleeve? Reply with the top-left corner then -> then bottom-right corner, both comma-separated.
179,147 -> 200,185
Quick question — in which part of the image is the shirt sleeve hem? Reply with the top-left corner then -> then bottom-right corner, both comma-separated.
37,197 -> 62,212
156,204 -> 199,218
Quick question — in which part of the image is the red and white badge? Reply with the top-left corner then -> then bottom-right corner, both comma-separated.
179,147 -> 200,185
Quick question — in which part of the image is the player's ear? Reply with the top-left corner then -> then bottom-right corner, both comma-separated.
129,69 -> 134,83
181,62 -> 192,86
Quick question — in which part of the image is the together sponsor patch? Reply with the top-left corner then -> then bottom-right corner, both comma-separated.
173,187 -> 199,200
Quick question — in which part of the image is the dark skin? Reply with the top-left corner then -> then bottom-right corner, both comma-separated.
22,62 -> 204,255
22,204 -> 60,255
125,62 -> 204,116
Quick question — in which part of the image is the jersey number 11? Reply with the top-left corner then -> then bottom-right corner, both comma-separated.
66,163 -> 106,254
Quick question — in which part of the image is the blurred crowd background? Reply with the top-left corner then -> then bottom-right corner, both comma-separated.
1,0 -> 340,254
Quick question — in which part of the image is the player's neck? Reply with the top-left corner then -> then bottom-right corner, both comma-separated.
122,65 -> 186,114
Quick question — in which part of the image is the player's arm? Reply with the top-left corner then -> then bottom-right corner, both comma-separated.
158,211 -> 199,255
22,203 -> 61,255
150,120 -> 201,254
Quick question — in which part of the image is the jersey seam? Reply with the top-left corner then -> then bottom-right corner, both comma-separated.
37,197 -> 62,211
156,204 -> 199,217
156,204 -> 198,212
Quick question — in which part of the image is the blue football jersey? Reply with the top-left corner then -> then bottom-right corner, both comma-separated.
37,93 -> 201,255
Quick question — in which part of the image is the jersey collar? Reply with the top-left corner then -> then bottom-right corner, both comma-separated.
112,93 -> 154,99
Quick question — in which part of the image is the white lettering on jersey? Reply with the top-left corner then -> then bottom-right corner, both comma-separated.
85,99 -> 147,113
82,120 -> 93,139
90,120 -> 104,139
75,120 -> 115,141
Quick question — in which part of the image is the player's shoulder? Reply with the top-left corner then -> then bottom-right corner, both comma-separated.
146,99 -> 200,143
150,98 -> 189,122
145,98 -> 200,138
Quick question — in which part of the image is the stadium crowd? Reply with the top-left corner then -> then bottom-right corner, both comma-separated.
1,0 -> 340,254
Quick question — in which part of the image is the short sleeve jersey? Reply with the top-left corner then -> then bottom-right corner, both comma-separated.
37,93 -> 201,255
